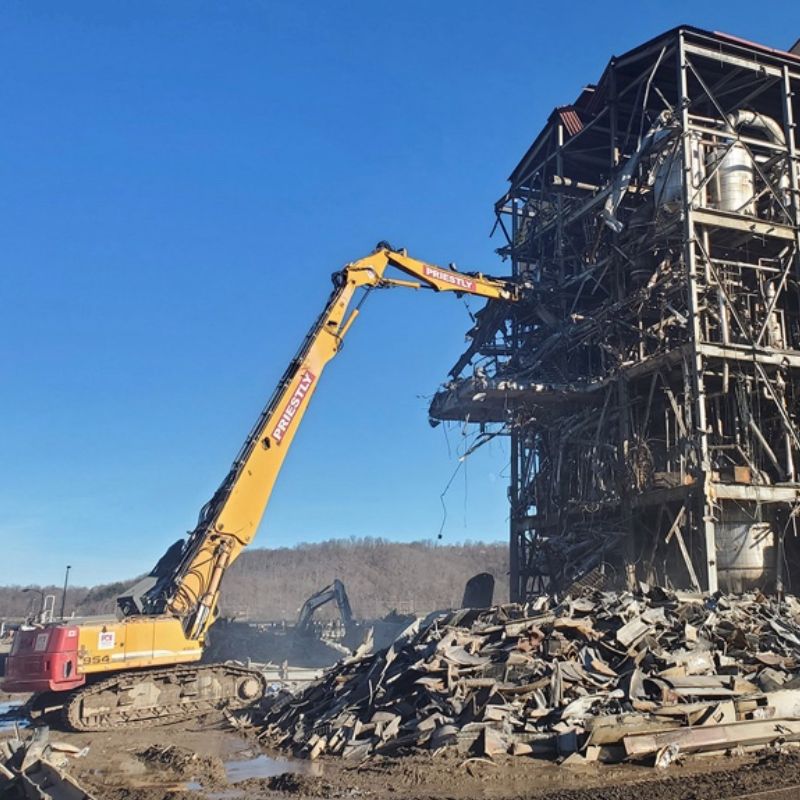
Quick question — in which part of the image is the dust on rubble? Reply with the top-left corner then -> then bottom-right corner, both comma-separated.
6,714 -> 800,799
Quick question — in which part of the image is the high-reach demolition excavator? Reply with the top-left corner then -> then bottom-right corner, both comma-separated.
3,243 -> 517,730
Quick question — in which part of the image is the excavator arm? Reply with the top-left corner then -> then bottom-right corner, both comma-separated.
130,244 -> 516,639
4,243 -> 516,731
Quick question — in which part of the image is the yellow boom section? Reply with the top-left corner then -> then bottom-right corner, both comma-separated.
164,245 -> 516,638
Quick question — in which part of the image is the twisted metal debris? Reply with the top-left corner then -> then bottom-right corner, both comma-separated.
258,586 -> 800,764
428,28 -> 800,602
0,726 -> 94,799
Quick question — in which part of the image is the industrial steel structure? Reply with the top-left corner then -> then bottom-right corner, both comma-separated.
430,27 -> 800,601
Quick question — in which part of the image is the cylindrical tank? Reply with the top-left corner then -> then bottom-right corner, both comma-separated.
654,152 -> 681,206
716,507 -> 776,592
765,281 -> 785,348
654,134 -> 705,208
713,142 -> 756,215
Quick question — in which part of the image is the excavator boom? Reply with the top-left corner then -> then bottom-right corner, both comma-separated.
2,243 -> 517,730
145,244 -> 516,639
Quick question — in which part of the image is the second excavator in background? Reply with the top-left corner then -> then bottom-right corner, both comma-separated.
296,579 -> 354,639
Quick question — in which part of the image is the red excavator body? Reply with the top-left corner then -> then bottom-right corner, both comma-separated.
2,625 -> 85,693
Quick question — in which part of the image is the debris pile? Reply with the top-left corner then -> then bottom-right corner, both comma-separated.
0,726 -> 94,799
136,743 -> 228,788
258,587 -> 800,765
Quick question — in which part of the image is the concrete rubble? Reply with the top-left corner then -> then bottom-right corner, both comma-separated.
0,726 -> 94,800
257,585 -> 800,766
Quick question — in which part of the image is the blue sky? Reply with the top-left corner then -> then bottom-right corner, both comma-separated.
1,2 -> 794,586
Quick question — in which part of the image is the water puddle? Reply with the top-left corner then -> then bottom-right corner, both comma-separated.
186,752 -> 321,798
0,701 -> 29,732
224,752 -> 321,782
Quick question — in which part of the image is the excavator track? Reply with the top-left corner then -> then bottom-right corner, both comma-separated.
63,662 -> 266,731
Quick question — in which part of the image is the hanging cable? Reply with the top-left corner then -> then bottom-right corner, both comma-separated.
437,461 -> 463,540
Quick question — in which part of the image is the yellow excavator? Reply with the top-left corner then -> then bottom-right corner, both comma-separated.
3,243 -> 517,730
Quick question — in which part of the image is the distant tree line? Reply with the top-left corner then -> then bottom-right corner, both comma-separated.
0,538 -> 509,622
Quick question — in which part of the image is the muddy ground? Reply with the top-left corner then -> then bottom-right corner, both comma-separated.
4,695 -> 800,799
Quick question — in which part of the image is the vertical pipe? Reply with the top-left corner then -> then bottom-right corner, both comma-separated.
556,123 -> 565,288
781,66 -> 800,279
665,404 -> 671,473
607,60 -> 637,588
677,34 -> 718,593
779,66 -> 799,594
701,226 -> 712,285
509,436 -> 520,603
509,196 -> 521,603
718,277 -> 731,394
60,564 -> 71,620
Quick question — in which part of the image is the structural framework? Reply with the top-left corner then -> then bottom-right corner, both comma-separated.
430,26 -> 800,601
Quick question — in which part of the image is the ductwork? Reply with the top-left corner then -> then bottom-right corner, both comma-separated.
712,110 -> 789,217
726,109 -> 786,145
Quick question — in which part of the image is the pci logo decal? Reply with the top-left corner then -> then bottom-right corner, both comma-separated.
98,631 -> 116,650
423,265 -> 475,292
272,369 -> 316,445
